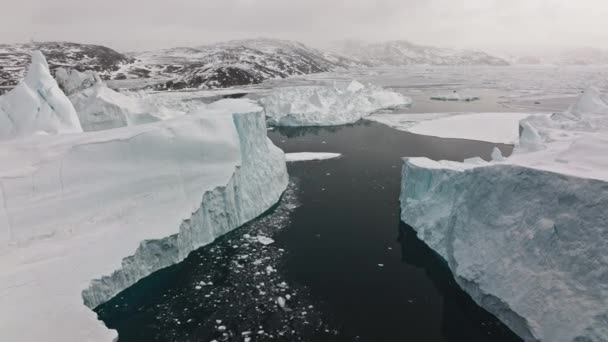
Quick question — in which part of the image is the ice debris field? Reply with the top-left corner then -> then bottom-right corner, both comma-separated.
1,51 -> 608,342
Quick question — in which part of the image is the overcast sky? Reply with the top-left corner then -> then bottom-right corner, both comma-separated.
2,0 -> 608,52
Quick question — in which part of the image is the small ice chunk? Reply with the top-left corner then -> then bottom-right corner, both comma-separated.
277,296 -> 286,308
256,235 -> 275,245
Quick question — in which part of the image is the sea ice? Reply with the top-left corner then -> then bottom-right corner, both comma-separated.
430,91 -> 480,102
285,152 -> 342,162
400,87 -> 608,342
369,112 -> 531,144
261,80 -> 411,126
0,51 -> 82,139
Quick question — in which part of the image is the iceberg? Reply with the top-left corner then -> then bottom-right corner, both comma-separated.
261,80 -> 411,126
0,51 -> 82,140
56,68 -> 162,131
0,57 -> 288,342
400,87 -> 608,342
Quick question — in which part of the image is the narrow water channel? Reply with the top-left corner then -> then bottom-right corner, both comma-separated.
97,120 -> 522,342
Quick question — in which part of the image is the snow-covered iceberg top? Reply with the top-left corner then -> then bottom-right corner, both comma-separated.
260,80 -> 411,126
400,87 -> 608,341
56,67 -> 264,132
56,67 -> 104,96
0,109 -> 288,341
0,51 -> 82,140
60,70 -> 162,132
285,152 -> 342,162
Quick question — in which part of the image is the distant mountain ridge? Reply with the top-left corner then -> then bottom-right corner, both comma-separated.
331,40 -> 509,66
2,38 -> 514,90
134,38 -> 362,90
497,47 -> 608,65
0,42 -> 133,87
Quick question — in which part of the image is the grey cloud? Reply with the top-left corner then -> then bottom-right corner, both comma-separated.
1,0 -> 607,51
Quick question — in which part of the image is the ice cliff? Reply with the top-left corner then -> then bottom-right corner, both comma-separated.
0,51 -> 82,139
261,80 -> 411,126
400,87 -> 608,342
0,71 -> 288,341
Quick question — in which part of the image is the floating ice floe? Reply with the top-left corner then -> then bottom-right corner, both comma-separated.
285,152 -> 342,162
0,51 -> 82,140
400,86 -> 608,342
0,55 -> 288,342
368,112 -> 533,144
430,91 -> 480,102
261,80 -> 411,126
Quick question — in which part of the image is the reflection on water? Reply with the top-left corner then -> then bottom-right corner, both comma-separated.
397,223 -> 520,341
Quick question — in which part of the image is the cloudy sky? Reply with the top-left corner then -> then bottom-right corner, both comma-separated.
2,0 -> 608,52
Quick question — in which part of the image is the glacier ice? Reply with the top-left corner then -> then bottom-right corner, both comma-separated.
0,99 -> 288,340
0,51 -> 82,140
260,80 -> 411,126
400,87 -> 608,342
55,68 -> 162,131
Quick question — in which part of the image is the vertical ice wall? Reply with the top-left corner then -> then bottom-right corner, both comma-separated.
82,111 -> 288,308
400,158 -> 608,342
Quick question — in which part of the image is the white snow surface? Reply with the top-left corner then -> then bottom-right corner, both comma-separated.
261,80 -> 411,126
368,112 -> 531,144
285,152 -> 342,162
0,51 -> 82,140
0,110 -> 288,341
400,87 -> 608,341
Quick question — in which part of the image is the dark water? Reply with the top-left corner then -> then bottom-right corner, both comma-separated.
97,121 -> 522,342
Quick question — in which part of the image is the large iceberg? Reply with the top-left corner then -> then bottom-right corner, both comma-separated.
400,87 -> 608,341
261,80 -> 411,126
0,63 -> 288,341
0,51 -> 82,139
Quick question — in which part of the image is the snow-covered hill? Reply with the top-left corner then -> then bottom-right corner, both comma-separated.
2,39 -> 513,90
0,42 -> 134,87
497,47 -> 608,65
131,39 -> 363,90
331,40 -> 509,66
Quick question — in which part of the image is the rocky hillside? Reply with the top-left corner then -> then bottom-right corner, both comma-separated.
131,39 -> 362,90
1,39 -> 515,90
0,42 -> 133,87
